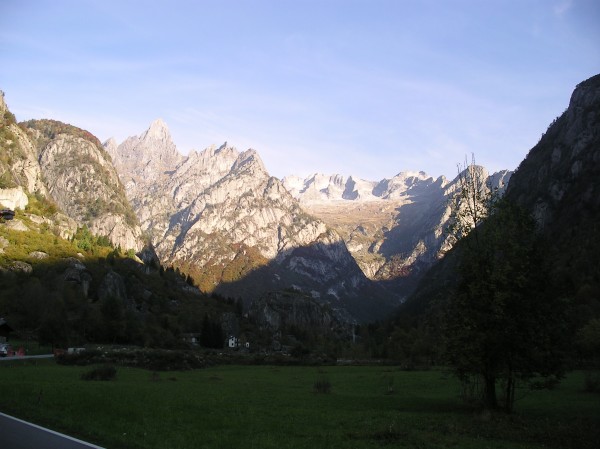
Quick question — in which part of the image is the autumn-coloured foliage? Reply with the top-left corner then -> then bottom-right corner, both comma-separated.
20,119 -> 103,149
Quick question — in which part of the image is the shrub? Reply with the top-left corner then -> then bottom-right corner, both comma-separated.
81,365 -> 117,381
583,371 -> 600,393
313,377 -> 332,394
0,171 -> 15,189
58,348 -> 209,371
56,349 -> 103,366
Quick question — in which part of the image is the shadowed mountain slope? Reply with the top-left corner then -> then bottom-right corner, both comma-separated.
403,73 -> 600,320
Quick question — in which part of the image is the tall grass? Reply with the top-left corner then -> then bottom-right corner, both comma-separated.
0,361 -> 598,449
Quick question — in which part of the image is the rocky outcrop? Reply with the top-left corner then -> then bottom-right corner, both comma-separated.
249,291 -> 337,332
63,257 -> 92,298
9,260 -> 32,274
5,219 -> 29,232
23,122 -> 145,251
31,212 -> 78,240
98,270 -> 129,305
0,186 -> 28,210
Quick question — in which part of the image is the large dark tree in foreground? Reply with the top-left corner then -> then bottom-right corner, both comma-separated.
443,161 -> 567,412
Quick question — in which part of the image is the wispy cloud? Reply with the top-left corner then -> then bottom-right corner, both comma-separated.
1,0 -> 595,182
553,0 -> 573,17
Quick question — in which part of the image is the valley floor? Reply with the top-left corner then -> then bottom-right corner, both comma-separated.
0,361 -> 598,449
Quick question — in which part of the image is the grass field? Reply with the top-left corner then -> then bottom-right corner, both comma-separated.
0,360 -> 599,449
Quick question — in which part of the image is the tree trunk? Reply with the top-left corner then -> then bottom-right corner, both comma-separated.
484,373 -> 498,409
505,375 -> 515,413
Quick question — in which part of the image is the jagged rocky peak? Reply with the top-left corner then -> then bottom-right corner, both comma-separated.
284,170 -> 441,203
372,171 -> 435,200
232,148 -> 267,175
283,173 -> 379,203
444,165 -> 511,197
190,142 -> 237,162
109,119 -> 184,175
393,170 -> 429,181
488,169 -> 512,192
141,118 -> 170,141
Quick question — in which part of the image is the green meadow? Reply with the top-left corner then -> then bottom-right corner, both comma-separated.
0,360 -> 598,449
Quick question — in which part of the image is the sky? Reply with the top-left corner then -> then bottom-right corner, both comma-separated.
1,0 -> 599,181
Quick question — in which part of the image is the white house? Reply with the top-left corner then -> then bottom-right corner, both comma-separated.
228,336 -> 239,348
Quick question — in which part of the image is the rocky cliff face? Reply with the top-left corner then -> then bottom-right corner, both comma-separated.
2,90 -> 144,250
506,74 -> 600,228
107,123 -> 396,322
283,168 -> 511,293
20,119 -> 144,251
504,73 -> 600,305
1,94 -> 77,240
0,91 -> 48,195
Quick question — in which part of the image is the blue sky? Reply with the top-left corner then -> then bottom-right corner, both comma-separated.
1,0 -> 599,180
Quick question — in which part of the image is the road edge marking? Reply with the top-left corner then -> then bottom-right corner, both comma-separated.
0,412 -> 106,448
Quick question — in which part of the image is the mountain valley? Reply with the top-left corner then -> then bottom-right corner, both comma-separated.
0,73 -> 598,354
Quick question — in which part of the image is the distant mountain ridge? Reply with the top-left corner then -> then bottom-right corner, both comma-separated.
283,168 -> 511,293
283,171 -> 436,203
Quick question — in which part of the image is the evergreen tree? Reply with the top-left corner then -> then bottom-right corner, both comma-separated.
200,314 -> 224,348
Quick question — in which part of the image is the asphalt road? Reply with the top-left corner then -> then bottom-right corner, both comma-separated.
0,412 -> 105,449
0,354 -> 54,361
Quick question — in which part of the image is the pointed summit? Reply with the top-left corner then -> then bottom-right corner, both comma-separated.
111,119 -> 184,179
231,148 -> 267,176
142,118 -> 171,142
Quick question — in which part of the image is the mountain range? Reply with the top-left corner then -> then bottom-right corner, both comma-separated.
1,73 -> 598,332
101,114 -> 512,321
104,121 -> 394,322
0,88 -> 515,324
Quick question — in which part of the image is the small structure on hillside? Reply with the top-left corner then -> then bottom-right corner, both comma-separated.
182,333 -> 200,346
228,336 -> 239,349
